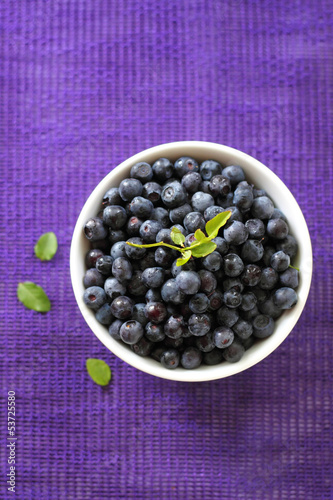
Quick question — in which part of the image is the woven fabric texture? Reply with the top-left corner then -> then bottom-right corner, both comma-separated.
1,1 -> 332,499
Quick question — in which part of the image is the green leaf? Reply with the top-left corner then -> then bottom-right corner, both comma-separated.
176,250 -> 192,267
194,229 -> 206,241
170,227 -> 185,246
191,241 -> 217,258
34,232 -> 58,261
86,359 -> 111,386
205,211 -> 232,239
17,282 -> 51,312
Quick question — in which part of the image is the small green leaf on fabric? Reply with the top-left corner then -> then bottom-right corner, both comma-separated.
194,229 -> 206,241
34,232 -> 58,261
176,250 -> 192,267
17,282 -> 51,312
205,211 -> 231,239
86,359 -> 112,386
170,227 -> 185,246
191,241 -> 217,258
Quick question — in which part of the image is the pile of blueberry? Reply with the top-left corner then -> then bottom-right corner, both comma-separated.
82,157 -> 299,370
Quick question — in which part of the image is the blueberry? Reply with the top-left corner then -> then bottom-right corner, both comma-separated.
202,251 -> 222,272
181,347 -> 202,369
240,306 -> 260,321
176,271 -> 201,295
164,315 -> 185,339
279,268 -> 299,289
224,221 -> 248,245
224,206 -> 243,224
161,279 -> 186,304
171,258 -> 196,278
259,267 -> 279,290
142,267 -> 165,288
276,235 -> 298,258
139,251 -> 157,270
156,228 -> 173,245
95,303 -> 114,325
145,322 -> 165,342
222,277 -> 244,293
222,340 -> 245,363
241,239 -> 264,262
188,313 -> 211,336
245,218 -> 265,239
273,287 -> 297,309
253,314 -> 275,338
214,326 -> 234,348
83,268 -> 105,288
85,248 -> 104,268
102,187 -> 122,208
110,296 -> 133,320
251,196 -> 274,219
129,196 -> 154,219
84,217 -> 108,241
112,257 -> 132,281
108,319 -> 123,340
145,288 -> 162,303
120,320 -> 144,344
127,270 -> 148,296
217,192 -> 234,208
104,277 -> 127,300
223,289 -> 242,308
212,237 -> 229,255
141,182 -> 162,204
139,219 -> 162,243
217,305 -> 239,327
130,162 -> 153,182
189,293 -> 210,313
181,172 -> 202,193
223,253 -> 244,277
109,229 -> 127,244
203,205 -> 225,222
262,246 -> 276,267
152,158 -> 174,181
151,207 -> 170,228
131,336 -> 153,356
174,156 -> 199,177
110,241 -> 127,260
240,335 -> 255,351
132,303 -> 148,326
83,286 -> 107,311
221,165 -> 246,185
253,188 -> 266,198
199,180 -> 211,194
96,255 -> 113,276
209,175 -> 231,197
119,178 -> 143,201
232,319 -> 253,340
239,292 -> 257,311
103,205 -> 127,229
125,237 -> 147,260
198,270 -> 217,294
233,183 -> 253,211
241,264 -> 262,287
200,160 -> 222,180
155,247 -> 174,268
270,251 -> 290,272
160,349 -> 180,369
144,302 -> 168,324
161,181 -> 187,208
207,291 -> 223,313
258,297 -> 283,319
183,212 -> 206,233
195,332 -> 215,352
191,191 -> 215,213
169,203 -> 192,225
203,348 -> 224,365
266,218 -> 289,239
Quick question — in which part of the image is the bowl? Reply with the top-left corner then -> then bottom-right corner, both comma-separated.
70,141 -> 312,382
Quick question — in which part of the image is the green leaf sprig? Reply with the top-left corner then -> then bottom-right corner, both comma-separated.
86,358 -> 112,386
126,211 -> 232,266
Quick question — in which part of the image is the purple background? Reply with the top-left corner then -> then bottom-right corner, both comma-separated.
1,1 -> 332,498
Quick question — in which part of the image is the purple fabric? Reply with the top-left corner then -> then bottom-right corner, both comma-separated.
1,1 -> 332,498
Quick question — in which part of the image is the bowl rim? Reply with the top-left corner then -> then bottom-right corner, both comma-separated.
70,141 -> 313,382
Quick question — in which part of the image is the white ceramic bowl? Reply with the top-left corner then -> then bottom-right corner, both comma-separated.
70,141 -> 312,382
